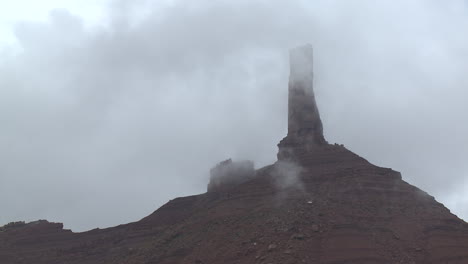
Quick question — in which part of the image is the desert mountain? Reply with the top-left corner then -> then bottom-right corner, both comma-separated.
1,45 -> 468,264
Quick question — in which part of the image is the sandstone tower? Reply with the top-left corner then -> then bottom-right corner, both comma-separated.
278,44 -> 327,160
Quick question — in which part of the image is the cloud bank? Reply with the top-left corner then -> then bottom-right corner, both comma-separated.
1,0 -> 467,231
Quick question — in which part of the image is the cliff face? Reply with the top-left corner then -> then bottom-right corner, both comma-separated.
1,45 -> 468,264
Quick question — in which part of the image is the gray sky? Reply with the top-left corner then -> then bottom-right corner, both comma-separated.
1,0 -> 467,232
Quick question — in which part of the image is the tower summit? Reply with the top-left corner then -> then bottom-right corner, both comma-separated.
278,44 -> 327,160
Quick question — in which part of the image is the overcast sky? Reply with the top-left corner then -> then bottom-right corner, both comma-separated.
1,0 -> 467,232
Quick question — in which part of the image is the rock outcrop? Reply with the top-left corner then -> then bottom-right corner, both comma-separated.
1,45 -> 468,264
207,159 -> 255,192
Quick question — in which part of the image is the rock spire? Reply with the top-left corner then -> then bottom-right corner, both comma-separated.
278,44 -> 327,160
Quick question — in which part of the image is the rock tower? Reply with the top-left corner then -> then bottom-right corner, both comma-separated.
278,44 -> 327,160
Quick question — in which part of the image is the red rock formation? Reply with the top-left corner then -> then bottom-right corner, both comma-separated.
1,45 -> 468,264
278,44 -> 327,161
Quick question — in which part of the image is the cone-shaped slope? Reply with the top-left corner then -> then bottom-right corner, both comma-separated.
2,145 -> 468,263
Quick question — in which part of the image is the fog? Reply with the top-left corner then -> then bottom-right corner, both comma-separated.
1,0 -> 467,231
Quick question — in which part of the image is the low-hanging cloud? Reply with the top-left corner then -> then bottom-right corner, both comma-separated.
273,160 -> 304,192
1,0 -> 468,231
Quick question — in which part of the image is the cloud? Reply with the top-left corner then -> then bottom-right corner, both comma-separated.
273,160 -> 304,192
1,0 -> 468,231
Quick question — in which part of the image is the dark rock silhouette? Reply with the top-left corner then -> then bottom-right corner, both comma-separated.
1,45 -> 468,264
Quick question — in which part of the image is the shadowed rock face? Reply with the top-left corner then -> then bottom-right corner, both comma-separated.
2,46 -> 468,264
